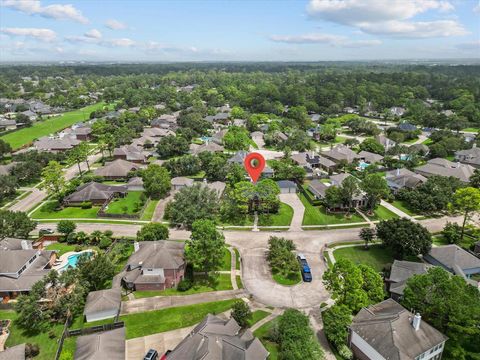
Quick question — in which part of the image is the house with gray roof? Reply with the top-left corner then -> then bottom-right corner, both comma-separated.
113,145 -> 146,163
64,182 -> 127,206
71,126 -> 92,141
455,145 -> 480,168
375,134 -> 396,151
0,343 -> 25,360
94,159 -> 142,180
74,327 -> 125,360
308,179 -> 329,199
0,243 -> 55,300
277,180 -> 297,193
0,119 -> 17,131
358,150 -> 384,164
390,106 -> 406,117
127,176 -> 144,191
321,145 -> 360,164
415,158 -> 475,183
83,288 -> 121,323
34,136 -> 80,153
409,143 -> 430,156
189,142 -> 224,155
386,168 -> 427,193
349,299 -> 447,360
386,260 -> 432,301
424,245 -> 480,286
167,314 -> 268,360
171,177 -> 195,190
308,174 -> 366,210
122,241 -> 185,291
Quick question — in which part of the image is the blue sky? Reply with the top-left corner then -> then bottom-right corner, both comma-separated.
0,0 -> 479,62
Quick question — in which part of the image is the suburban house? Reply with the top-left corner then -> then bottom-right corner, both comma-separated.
390,106 -> 406,117
415,158 -> 475,183
122,241 -> 185,291
251,131 -> 264,142
0,162 -> 17,176
74,327 -> 125,360
349,299 -> 447,360
142,127 -> 175,138
455,145 -> 480,168
227,150 -> 248,165
321,144 -> 360,164
171,177 -> 194,190
0,344 -> 25,360
375,134 -> 396,151
126,176 -> 144,191
398,122 -> 417,132
71,126 -> 92,141
204,112 -> 230,123
166,314 -> 269,360
0,119 -> 17,131
113,145 -> 146,163
189,142 -> 225,155
0,238 -> 56,300
94,159 -> 142,180
358,150 -> 384,164
424,245 -> 480,286
409,143 -> 430,156
291,152 -> 336,173
211,129 -> 228,145
385,168 -> 427,193
34,136 -> 80,153
308,174 -> 366,210
63,182 -> 127,206
386,260 -> 432,301
204,180 -> 227,197
83,288 -> 121,323
277,180 -> 297,194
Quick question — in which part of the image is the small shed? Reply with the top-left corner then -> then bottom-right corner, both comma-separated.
276,180 -> 297,194
83,288 -> 121,323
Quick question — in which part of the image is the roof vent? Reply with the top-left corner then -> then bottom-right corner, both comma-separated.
412,313 -> 421,331
134,242 -> 140,252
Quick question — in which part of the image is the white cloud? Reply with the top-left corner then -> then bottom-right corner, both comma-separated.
1,27 -> 56,42
306,0 -> 465,38
105,19 -> 127,30
1,0 -> 88,24
270,32 -> 381,47
104,38 -> 135,47
84,29 -> 102,39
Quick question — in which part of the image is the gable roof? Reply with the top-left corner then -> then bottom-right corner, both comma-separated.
276,180 -> 296,189
74,327 -> 125,360
308,179 -> 329,198
189,142 -> 224,155
427,245 -> 480,272
388,260 -> 432,297
83,289 -> 121,316
94,159 -> 141,178
126,241 -> 185,270
321,145 -> 360,163
415,158 -> 474,182
171,177 -> 194,187
34,136 -> 80,151
113,145 -> 146,162
350,299 -> 447,360
0,238 -> 32,251
386,168 -> 427,189
358,150 -> 384,163
64,182 -> 126,203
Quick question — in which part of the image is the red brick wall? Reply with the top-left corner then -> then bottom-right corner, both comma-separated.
135,283 -> 165,291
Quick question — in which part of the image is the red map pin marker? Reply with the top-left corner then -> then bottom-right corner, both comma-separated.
244,152 -> 265,184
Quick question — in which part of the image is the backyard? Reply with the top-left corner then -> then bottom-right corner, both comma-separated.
105,191 -> 144,215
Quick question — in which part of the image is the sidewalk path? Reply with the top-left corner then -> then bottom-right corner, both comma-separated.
380,200 -> 414,220
309,307 -> 337,360
279,193 -> 305,231
250,308 -> 283,332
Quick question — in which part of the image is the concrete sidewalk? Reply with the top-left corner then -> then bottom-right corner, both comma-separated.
380,200 -> 414,220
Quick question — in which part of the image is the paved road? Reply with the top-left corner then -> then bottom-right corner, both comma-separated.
279,193 -> 305,231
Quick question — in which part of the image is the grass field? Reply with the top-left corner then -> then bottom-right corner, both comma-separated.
247,310 -> 271,327
105,192 -> 144,215
391,200 -> 417,216
140,199 -> 158,220
221,247 -> 232,271
31,201 -> 100,219
133,273 -> 232,298
257,202 -> 294,226
272,272 -> 301,286
119,299 -> 236,339
253,318 -> 279,360
299,193 -> 364,225
0,102 -> 108,150
366,205 -> 399,221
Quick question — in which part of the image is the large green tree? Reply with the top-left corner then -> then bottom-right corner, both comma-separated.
136,222 -> 169,241
322,304 -> 352,349
41,160 -> 66,197
156,135 -> 189,159
141,164 -> 171,199
451,187 -> 480,241
77,253 -> 116,291
0,210 -> 37,239
361,174 -> 389,213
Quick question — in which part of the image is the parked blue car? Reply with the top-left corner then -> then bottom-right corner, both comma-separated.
297,253 -> 312,282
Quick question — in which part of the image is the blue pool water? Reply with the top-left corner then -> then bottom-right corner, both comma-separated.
400,154 -> 411,161
200,136 -> 212,142
61,251 -> 93,271
358,161 -> 370,170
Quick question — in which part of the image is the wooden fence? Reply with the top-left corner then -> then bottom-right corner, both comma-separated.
67,321 -> 124,337
54,315 -> 72,360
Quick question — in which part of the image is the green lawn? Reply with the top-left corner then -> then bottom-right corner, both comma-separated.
391,200 -> 417,216
221,247 -> 232,271
46,243 -> 80,256
236,275 -> 243,289
133,273 -> 232,298
248,310 -> 271,327
402,137 -> 419,144
119,299 -> 236,339
462,127 -> 480,133
333,244 -> 420,272
234,248 -> 241,270
272,272 -> 301,286
105,192 -> 144,215
0,103 -> 108,150
140,199 -> 158,220
366,205 -> 399,221
31,201 -> 100,219
257,202 -> 293,226
0,310 -> 65,360
253,318 -> 279,360
432,235 -> 449,246
299,193 -> 364,225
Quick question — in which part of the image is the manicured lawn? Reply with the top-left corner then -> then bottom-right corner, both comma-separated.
0,102 -> 108,150
46,243 -> 79,256
391,200 -> 417,216
257,202 -> 293,226
432,235 -> 449,246
105,191 -> 144,215
221,247 -> 232,271
253,318 -> 279,360
299,193 -> 364,225
119,299 -> 237,339
402,137 -> 419,144
0,310 -> 65,360
140,199 -> 158,220
31,201 -> 100,219
462,127 -> 480,132
236,275 -> 243,289
333,244 -> 420,272
248,310 -> 271,327
234,248 -> 241,270
366,205 -> 399,221
272,272 -> 301,286
422,138 -> 433,145
133,273 -> 232,298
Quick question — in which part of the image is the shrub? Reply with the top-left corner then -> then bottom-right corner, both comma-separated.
48,330 -> 56,339
81,201 -> 92,209
231,300 -> 252,328
177,279 -> 192,291
74,245 -> 83,252
338,344 -> 353,359
66,232 -> 77,244
25,343 -> 40,358
99,237 -> 112,249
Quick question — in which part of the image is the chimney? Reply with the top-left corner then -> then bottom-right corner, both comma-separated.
412,313 -> 421,331
134,242 -> 140,252
396,168 -> 400,176
21,240 -> 32,250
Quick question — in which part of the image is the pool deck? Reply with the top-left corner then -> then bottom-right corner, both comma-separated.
52,249 -> 94,272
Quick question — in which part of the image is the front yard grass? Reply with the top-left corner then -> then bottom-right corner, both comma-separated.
391,200 -> 417,216
119,299 -> 236,339
366,205 -> 399,221
253,318 -> 279,360
272,272 -> 301,286
221,247 -> 232,271
31,201 -> 100,219
257,202 -> 293,226
299,193 -> 364,225
236,275 -> 243,289
247,310 -> 271,327
140,199 -> 158,220
333,244 -> 420,272
105,191 -> 144,215
133,273 -> 232,299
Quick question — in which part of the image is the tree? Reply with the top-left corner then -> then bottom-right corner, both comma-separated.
441,222 -> 462,244
361,174 -> 389,213
141,164 -> 171,199
322,304 -> 352,349
0,139 -> 12,158
223,126 -> 251,151
41,161 -> 66,196
68,143 -> 87,175
402,267 -> 480,359
77,253 -> 115,291
185,219 -> 225,275
156,135 -> 189,159
451,187 -> 480,241
359,138 -> 385,155
324,185 -> 343,211
375,218 -> 432,259
136,222 -> 169,241
469,169 -> 480,188
359,227 -> 375,249
0,175 -> 18,199
358,264 -> 385,303
57,220 -> 76,237
165,183 -> 220,229
0,210 -> 37,239
231,300 -> 252,328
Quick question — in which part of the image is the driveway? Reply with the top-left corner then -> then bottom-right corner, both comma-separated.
126,326 -> 194,360
279,193 -> 305,231
152,190 -> 177,222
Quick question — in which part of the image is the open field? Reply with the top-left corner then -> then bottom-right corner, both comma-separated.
1,102 -> 108,150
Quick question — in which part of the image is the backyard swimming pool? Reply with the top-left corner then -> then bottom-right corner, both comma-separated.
58,250 -> 93,272
358,161 -> 370,170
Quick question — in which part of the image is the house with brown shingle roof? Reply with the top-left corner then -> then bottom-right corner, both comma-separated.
113,145 -> 146,163
83,288 -> 121,323
64,182 -> 127,205
415,158 -> 475,183
94,159 -> 142,180
321,144 -> 360,164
